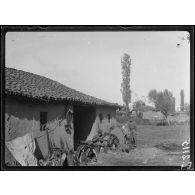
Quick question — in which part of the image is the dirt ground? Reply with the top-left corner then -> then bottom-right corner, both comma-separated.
88,124 -> 190,166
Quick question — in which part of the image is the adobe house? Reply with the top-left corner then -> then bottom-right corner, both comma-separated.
5,67 -> 119,164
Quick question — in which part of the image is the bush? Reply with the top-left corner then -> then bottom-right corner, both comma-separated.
116,113 -> 129,123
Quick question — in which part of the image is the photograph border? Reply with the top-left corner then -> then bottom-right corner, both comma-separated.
1,25 -> 194,171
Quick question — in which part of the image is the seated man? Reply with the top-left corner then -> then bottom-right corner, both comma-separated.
92,129 -> 107,153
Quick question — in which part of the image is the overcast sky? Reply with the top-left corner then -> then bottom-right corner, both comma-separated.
6,31 -> 190,109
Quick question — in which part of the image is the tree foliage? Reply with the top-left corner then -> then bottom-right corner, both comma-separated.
148,89 -> 175,117
148,89 -> 158,105
132,100 -> 146,119
133,100 -> 146,110
121,53 -> 131,112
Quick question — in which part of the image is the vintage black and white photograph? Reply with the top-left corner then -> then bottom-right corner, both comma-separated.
1,26 -> 193,170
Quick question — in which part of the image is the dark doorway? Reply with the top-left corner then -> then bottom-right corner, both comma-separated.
73,105 -> 96,149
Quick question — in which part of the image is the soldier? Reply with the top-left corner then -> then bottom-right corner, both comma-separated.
127,117 -> 137,148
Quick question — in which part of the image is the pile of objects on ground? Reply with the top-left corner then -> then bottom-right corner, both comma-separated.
6,132 -> 123,166
38,148 -> 68,166
74,132 -> 120,165
5,132 -> 76,166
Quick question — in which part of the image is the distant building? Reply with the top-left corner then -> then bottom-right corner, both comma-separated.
131,105 -> 165,125
142,110 -> 165,120
166,111 -> 190,125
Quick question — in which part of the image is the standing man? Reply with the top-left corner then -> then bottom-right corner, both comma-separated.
127,117 -> 137,148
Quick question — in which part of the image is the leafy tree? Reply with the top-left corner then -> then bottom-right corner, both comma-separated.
180,89 -> 184,111
148,89 -> 175,118
133,100 -> 146,110
121,53 -> 131,113
148,89 -> 158,105
132,100 -> 146,119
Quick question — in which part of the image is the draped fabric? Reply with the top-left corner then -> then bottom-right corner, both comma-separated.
6,133 -> 37,166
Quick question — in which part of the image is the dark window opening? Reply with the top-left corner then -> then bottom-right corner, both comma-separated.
66,110 -> 73,125
65,110 -> 73,135
40,112 -> 47,131
99,113 -> 103,122
107,114 -> 111,122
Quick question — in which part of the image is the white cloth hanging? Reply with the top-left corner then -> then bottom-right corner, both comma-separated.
6,133 -> 37,166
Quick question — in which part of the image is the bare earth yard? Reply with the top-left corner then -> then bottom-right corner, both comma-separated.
88,124 -> 190,166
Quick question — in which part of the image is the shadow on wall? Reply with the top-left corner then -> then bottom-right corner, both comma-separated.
5,96 -> 66,122
34,138 -> 44,160
5,96 -> 67,140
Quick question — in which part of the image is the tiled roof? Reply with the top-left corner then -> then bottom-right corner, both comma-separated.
5,67 -> 119,107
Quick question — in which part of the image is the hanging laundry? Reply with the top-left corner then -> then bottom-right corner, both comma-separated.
6,133 -> 37,166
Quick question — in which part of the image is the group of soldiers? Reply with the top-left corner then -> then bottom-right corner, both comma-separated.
93,112 -> 137,151
75,113 -> 137,165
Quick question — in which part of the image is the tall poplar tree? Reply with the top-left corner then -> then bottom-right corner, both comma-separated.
121,53 -> 131,113
180,89 -> 184,111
